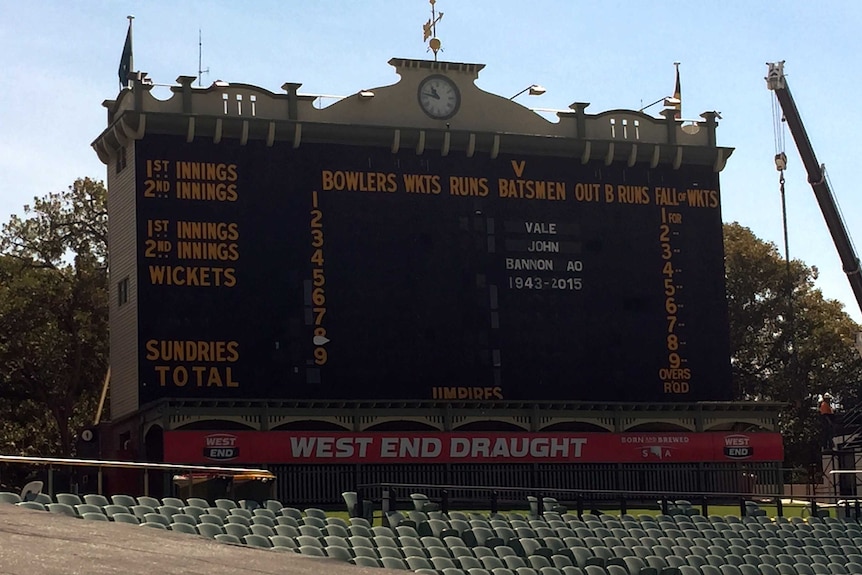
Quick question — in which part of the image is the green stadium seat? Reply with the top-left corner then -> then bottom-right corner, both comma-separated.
214,533 -> 240,544
242,534 -> 272,548
0,492 -> 23,504
297,545 -> 325,556
275,516 -> 299,528
275,524 -> 299,538
226,515 -> 250,527
82,494 -> 110,507
46,503 -> 77,517
229,508 -> 252,520
196,522 -> 223,538
56,493 -> 83,506
304,507 -> 327,520
252,515 -> 276,529
75,503 -> 103,517
381,556 -> 408,569
215,499 -> 237,510
157,504 -> 181,518
481,556 -> 505,570
103,504 -> 130,518
136,496 -> 160,508
112,513 -> 139,525
279,507 -> 302,520
169,522 -> 198,535
185,497 -> 210,509
140,521 -> 167,529
298,525 -> 323,538
199,513 -> 224,526
503,556 -> 526,569
223,523 -> 250,538
142,513 -> 169,526
250,524 -> 274,537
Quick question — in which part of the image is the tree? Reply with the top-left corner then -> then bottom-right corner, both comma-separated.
724,222 -> 862,465
0,178 -> 108,456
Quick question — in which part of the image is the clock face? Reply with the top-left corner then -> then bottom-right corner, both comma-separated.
417,75 -> 460,120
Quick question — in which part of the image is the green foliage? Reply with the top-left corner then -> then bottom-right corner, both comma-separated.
724,222 -> 862,465
0,178 -> 108,456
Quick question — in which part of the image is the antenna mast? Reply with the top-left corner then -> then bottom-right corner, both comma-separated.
198,28 -> 209,87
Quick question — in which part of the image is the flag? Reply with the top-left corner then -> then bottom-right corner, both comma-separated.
671,62 -> 681,119
118,19 -> 133,88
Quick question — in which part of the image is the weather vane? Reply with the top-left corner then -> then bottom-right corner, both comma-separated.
423,0 -> 443,61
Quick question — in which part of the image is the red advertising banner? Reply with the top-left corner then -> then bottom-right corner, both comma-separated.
163,431 -> 783,465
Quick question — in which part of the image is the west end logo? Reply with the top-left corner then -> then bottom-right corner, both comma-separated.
203,433 -> 239,461
723,434 -> 752,459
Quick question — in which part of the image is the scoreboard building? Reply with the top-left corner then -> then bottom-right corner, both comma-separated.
92,57 -> 784,503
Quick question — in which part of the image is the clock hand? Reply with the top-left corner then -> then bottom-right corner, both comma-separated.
422,91 -> 440,100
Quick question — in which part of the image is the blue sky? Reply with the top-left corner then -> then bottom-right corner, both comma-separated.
2,1 -> 861,321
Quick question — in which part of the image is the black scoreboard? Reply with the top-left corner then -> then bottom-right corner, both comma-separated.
135,135 -> 731,403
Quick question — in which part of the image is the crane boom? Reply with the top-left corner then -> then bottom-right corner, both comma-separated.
766,62 -> 862,317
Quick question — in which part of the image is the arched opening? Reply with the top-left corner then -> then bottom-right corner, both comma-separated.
453,420 -> 525,432
364,420 -> 438,432
541,421 -> 610,432
174,420 -> 256,431
626,422 -> 691,433
271,420 -> 350,431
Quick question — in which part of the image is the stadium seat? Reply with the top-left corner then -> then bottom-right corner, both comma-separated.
276,516 -> 299,528
279,507 -> 303,520
136,496 -> 161,508
130,505 -> 155,520
226,515 -> 251,527
182,506 -> 206,520
199,513 -> 225,526
304,507 -> 327,520
142,513 -> 169,527
229,508 -> 252,520
224,523 -> 250,538
269,535 -> 296,549
46,503 -> 77,518
161,497 -> 184,508
56,493 -> 83,507
103,504 -> 130,518
253,508 -> 276,521
169,522 -> 198,535
112,513 -> 139,525
75,503 -> 103,517
186,497 -> 210,509
275,524 -> 299,538
197,523 -> 224,538
215,499 -> 237,511
83,494 -> 110,507
214,533 -> 241,544
157,505 -> 181,518
250,524 -> 274,537
351,556 -> 380,567
243,534 -> 272,548
0,492 -> 23,504
141,521 -> 167,529
381,556 -> 408,570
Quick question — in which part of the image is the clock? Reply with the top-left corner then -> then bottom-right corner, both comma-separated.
417,74 -> 460,120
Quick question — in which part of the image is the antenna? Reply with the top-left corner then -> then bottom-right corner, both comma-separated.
197,28 -> 210,87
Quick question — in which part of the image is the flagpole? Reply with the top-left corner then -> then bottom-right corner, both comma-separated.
118,15 -> 135,89
127,15 -> 135,75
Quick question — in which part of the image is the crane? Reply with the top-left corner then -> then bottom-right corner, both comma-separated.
766,62 -> 862,359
